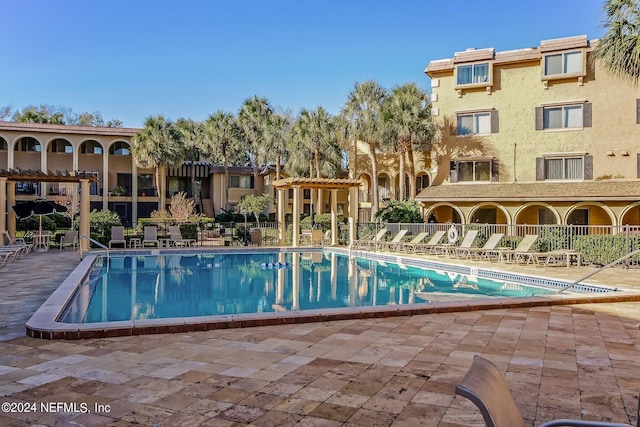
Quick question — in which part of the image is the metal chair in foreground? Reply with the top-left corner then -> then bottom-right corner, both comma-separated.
456,355 -> 637,427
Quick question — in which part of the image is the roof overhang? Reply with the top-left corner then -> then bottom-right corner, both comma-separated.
0,169 -> 98,183
272,177 -> 362,190
415,181 -> 640,203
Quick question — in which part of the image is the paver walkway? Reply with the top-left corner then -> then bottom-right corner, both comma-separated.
0,249 -> 639,426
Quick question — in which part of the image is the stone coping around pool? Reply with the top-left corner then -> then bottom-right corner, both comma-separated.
26,247 -> 640,340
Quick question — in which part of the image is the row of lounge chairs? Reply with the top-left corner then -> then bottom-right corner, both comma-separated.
1,232 -> 34,268
352,229 -> 580,266
108,225 -> 196,249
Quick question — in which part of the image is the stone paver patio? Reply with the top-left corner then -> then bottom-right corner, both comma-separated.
0,249 -> 639,426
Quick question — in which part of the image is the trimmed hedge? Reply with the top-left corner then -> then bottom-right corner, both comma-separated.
573,235 -> 640,266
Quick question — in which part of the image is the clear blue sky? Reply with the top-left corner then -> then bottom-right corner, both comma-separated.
1,0 -> 605,128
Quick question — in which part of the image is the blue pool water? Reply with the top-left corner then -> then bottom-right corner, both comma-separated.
59,251 -> 556,323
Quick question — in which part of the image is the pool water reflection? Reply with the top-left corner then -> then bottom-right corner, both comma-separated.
59,251 -> 554,323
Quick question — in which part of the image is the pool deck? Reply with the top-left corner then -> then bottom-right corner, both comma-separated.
1,248 -> 639,426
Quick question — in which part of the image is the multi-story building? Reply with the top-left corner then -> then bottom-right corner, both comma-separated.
417,35 -> 640,228
0,122 -> 352,227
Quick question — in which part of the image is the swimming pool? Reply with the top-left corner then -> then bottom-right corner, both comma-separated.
59,251 -> 557,324
27,247 -> 632,340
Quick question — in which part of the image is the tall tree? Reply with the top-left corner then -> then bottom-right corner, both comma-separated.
382,82 -> 434,200
341,80 -> 388,217
287,107 -> 341,213
131,115 -> 184,209
175,118 -> 205,198
264,111 -> 292,181
203,111 -> 241,210
593,0 -> 640,84
238,96 -> 273,195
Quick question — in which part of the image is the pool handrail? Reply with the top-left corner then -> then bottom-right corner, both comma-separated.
557,247 -> 640,293
79,235 -> 110,261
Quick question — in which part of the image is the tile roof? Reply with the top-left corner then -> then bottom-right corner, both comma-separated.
0,121 -> 139,136
415,180 -> 640,202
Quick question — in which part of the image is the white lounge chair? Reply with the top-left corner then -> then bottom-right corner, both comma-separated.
169,225 -> 196,247
143,226 -> 159,247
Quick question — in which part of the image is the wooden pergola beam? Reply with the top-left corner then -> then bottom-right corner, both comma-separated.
0,169 -> 98,183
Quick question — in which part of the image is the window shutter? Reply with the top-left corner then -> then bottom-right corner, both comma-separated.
536,157 -> 544,180
535,107 -> 543,130
250,175 -> 255,188
637,99 -> 640,124
583,102 -> 592,127
637,153 -> 640,178
449,161 -> 458,183
491,159 -> 499,182
491,110 -> 499,133
583,155 -> 593,180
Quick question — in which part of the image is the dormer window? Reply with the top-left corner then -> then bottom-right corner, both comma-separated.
456,63 -> 490,86
542,50 -> 585,80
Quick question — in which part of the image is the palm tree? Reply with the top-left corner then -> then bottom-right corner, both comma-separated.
382,83 -> 434,200
203,111 -> 241,210
287,107 -> 342,213
264,111 -> 292,181
238,96 -> 273,195
175,118 -> 204,198
593,0 -> 640,84
341,80 -> 388,217
131,115 -> 184,210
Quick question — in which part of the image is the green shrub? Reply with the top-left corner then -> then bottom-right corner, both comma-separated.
179,223 -> 198,240
19,215 -> 56,232
300,213 -> 346,231
90,209 -> 122,245
573,235 -> 640,266
374,200 -> 424,223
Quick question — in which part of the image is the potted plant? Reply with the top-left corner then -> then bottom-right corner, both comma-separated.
112,185 -> 125,196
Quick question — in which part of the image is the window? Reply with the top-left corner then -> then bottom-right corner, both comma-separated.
49,139 -> 72,153
535,103 -> 591,130
416,174 -> 430,192
17,137 -> 41,152
458,160 -> 491,182
543,51 -> 583,77
536,154 -> 592,181
109,141 -> 130,156
450,158 -> 498,183
81,140 -> 103,154
0,137 -> 7,151
229,175 -> 253,189
458,112 -> 490,135
543,105 -> 582,129
456,63 -> 489,85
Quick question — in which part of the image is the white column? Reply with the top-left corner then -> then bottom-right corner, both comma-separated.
40,144 -> 47,198
330,189 -> 338,246
348,186 -> 358,246
0,177 -> 6,246
132,161 -> 138,227
7,181 -> 16,239
292,185 -> 301,247
277,188 -> 286,245
102,151 -> 109,209
79,179 -> 90,251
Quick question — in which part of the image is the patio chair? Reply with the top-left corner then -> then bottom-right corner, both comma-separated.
59,230 -> 78,251
352,228 -> 388,250
169,225 -> 196,247
321,229 -> 332,245
456,355 -> 636,427
457,232 -> 505,259
143,226 -> 159,247
438,229 -> 478,257
486,234 -> 538,263
377,229 -> 409,252
397,232 -> 429,253
108,226 -> 126,249
413,230 -> 447,254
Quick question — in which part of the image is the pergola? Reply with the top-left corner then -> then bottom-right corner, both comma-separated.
0,169 -> 98,250
271,177 -> 362,247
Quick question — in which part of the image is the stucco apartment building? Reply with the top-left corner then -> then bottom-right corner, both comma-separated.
0,122 -> 354,228
416,35 -> 640,229
0,122 -> 274,226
